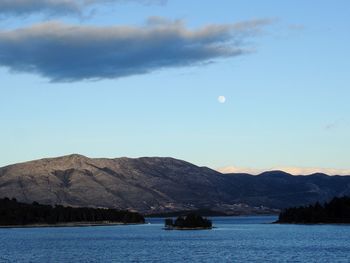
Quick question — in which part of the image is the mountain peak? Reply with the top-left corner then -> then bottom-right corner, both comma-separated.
58,153 -> 89,160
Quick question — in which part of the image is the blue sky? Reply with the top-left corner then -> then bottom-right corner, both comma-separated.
0,0 -> 349,174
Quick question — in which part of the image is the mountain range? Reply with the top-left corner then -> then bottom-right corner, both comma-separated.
1,154 -> 350,214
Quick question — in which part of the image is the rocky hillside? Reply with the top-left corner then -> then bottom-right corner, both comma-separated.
1,154 -> 350,214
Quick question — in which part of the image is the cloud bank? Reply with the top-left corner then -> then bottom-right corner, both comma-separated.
0,18 -> 270,82
0,0 -> 166,16
218,166 -> 350,176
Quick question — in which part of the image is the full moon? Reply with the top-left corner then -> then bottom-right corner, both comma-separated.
218,96 -> 226,104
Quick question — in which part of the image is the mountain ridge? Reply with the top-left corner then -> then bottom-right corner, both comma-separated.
1,154 -> 350,214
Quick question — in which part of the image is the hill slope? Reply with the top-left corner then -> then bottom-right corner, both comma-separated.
1,154 -> 350,214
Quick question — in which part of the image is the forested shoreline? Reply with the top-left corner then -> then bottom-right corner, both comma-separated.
277,196 -> 350,224
0,198 -> 145,226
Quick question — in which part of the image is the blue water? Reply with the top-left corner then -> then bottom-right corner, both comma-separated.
1,216 -> 350,262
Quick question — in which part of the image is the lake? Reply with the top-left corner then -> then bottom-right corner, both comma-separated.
1,216 -> 350,262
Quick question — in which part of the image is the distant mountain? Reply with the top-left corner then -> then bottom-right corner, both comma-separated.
0,154 -> 350,214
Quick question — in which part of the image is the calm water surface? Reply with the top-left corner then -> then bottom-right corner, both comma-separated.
1,216 -> 350,262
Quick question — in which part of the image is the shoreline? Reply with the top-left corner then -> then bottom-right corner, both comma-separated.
0,221 -> 145,229
274,221 -> 350,225
146,213 -> 279,218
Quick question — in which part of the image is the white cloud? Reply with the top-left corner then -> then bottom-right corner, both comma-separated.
217,166 -> 263,175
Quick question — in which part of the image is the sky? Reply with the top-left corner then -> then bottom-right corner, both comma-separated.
0,0 -> 349,174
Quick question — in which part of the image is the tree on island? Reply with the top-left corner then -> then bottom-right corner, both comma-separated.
165,213 -> 212,229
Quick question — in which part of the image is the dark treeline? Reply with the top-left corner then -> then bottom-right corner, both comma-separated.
0,198 -> 144,226
277,196 -> 350,224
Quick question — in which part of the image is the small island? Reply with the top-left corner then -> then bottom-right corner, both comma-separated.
276,196 -> 350,224
0,197 -> 145,227
164,213 -> 212,230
